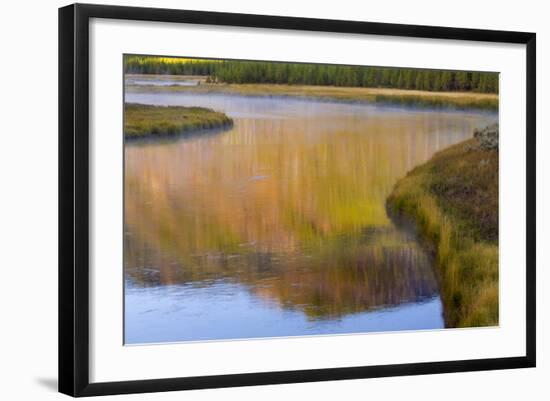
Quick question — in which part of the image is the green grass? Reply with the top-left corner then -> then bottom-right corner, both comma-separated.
372,93 -> 498,111
125,79 -> 499,111
124,103 -> 233,139
387,138 -> 498,328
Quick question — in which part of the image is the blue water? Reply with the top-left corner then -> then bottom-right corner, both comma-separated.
125,280 -> 443,344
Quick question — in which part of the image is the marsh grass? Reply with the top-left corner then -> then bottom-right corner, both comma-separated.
372,93 -> 498,111
124,103 -> 233,139
388,138 -> 498,327
125,80 -> 499,111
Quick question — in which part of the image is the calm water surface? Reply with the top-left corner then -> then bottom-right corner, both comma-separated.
124,90 -> 497,344
126,75 -> 202,87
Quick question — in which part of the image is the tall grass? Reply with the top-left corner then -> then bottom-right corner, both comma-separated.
124,103 -> 233,139
125,82 -> 499,112
373,93 -> 498,111
388,138 -> 499,327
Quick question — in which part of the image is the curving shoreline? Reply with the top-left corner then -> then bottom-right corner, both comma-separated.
124,103 -> 233,139
387,127 -> 499,328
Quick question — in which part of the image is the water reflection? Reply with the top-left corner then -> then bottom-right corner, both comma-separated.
124,92 -> 496,343
126,223 -> 437,321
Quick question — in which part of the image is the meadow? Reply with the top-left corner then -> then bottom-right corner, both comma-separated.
126,80 -> 499,111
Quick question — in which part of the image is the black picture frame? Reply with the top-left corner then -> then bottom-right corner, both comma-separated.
59,3 -> 536,397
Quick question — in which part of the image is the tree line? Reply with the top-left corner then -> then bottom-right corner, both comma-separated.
125,56 -> 499,93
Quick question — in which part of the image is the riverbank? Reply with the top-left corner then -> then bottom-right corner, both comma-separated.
124,103 -> 233,139
387,127 -> 499,327
125,78 -> 499,111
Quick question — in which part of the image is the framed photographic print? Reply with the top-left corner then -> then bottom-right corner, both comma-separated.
58,3 -> 536,397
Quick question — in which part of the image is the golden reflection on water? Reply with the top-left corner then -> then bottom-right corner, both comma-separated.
125,99 -> 495,320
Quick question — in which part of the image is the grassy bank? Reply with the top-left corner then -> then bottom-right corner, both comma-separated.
387,137 -> 498,328
124,103 -> 233,139
125,79 -> 498,111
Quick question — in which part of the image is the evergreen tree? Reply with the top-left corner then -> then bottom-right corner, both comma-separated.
124,56 -> 498,94
441,71 -> 453,91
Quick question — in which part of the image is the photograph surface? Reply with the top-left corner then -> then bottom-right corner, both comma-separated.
123,56 -> 499,344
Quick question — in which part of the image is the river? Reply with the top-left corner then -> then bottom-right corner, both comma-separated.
124,89 -> 497,344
